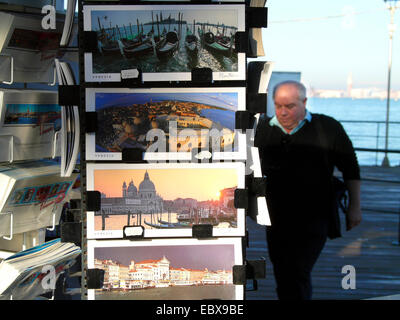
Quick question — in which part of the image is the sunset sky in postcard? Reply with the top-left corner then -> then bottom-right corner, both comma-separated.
94,168 -> 237,201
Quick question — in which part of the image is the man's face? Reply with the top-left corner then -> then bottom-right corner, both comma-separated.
274,84 -> 307,133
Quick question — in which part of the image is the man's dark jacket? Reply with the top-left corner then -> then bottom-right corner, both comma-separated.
254,113 -> 360,236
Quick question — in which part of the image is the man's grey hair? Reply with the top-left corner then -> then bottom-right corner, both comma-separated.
272,80 -> 307,101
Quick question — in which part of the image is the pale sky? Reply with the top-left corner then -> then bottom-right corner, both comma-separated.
70,0 -> 400,91
258,0 -> 400,91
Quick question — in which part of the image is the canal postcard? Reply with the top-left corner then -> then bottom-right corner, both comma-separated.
85,87 -> 246,161
87,238 -> 243,300
83,4 -> 245,82
86,162 -> 245,239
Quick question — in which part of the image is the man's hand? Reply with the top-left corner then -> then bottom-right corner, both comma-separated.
346,205 -> 362,231
345,179 -> 362,231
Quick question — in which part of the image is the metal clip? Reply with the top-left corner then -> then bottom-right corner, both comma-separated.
46,205 -> 57,231
52,130 -> 60,159
0,54 -> 13,85
3,212 -> 13,241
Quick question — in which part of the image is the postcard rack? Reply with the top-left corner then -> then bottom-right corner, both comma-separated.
76,0 -> 269,301
0,54 -> 58,86
0,131 -> 61,164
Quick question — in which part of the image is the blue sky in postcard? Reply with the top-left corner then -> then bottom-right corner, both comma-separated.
91,7 -> 238,31
95,92 -> 238,111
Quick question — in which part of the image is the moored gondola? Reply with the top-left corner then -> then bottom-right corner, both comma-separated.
184,28 -> 198,54
156,30 -> 179,59
202,31 -> 232,56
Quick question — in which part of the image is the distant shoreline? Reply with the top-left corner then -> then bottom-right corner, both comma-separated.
309,96 -> 400,101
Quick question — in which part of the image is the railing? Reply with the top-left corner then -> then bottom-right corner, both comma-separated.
339,120 -> 400,166
338,120 -> 400,244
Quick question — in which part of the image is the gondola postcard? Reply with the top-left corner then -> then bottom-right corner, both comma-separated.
87,238 -> 243,300
85,87 -> 246,161
83,4 -> 245,82
86,162 -> 245,239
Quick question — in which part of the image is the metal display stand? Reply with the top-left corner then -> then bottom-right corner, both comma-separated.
76,0 -> 268,300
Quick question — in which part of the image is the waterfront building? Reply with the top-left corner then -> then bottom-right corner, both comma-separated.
189,269 -> 206,285
98,171 -> 164,215
219,187 -> 235,209
94,256 -> 233,290
170,267 -> 191,285
129,256 -> 171,286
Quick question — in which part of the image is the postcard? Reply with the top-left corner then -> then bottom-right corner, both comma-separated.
0,160 -> 78,238
87,238 -> 243,300
85,87 -> 246,161
0,89 -> 61,163
0,11 -> 63,84
86,162 -> 245,239
83,4 -> 245,82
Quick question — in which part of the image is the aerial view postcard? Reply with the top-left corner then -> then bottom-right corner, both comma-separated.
85,87 -> 246,161
83,4 -> 245,82
87,238 -> 243,300
86,162 -> 245,239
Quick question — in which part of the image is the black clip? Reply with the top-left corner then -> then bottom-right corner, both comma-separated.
250,177 -> 267,197
191,67 -> 213,83
86,269 -> 105,289
234,188 -> 248,209
232,258 -> 266,285
121,148 -> 146,163
232,265 -> 247,285
192,224 -> 213,239
85,112 -> 98,133
58,85 -> 80,106
235,111 -> 252,131
82,31 -> 98,53
246,7 -> 268,28
247,258 -> 267,279
60,221 -> 82,246
247,93 -> 267,114
86,191 -> 101,212
234,31 -> 249,53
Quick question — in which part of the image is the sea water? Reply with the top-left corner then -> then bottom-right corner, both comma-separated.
307,97 -> 400,166
92,24 -> 238,74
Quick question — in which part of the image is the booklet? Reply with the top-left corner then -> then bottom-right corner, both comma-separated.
0,11 -> 63,84
0,238 -> 81,300
0,89 -> 61,163
0,160 -> 78,238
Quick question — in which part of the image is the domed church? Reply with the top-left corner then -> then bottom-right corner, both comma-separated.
99,171 -> 164,215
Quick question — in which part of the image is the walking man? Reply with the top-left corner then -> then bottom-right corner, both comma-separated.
255,80 -> 362,300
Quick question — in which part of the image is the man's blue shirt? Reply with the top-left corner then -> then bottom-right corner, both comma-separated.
269,109 -> 312,135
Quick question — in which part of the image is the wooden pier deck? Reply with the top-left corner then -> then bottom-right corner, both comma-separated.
245,165 -> 400,300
